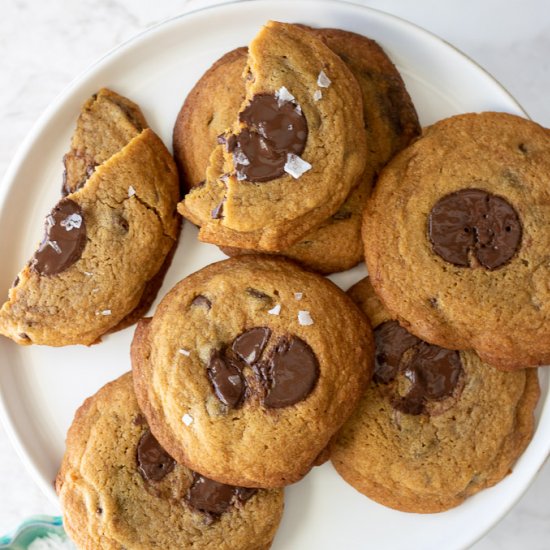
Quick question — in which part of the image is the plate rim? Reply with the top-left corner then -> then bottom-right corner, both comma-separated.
0,1 -> 546,549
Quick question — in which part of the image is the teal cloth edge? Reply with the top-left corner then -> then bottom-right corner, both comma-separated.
0,516 -> 67,549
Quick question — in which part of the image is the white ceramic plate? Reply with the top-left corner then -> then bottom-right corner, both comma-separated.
0,1 -> 548,548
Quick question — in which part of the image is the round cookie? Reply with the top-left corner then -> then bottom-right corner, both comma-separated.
0,90 -> 180,346
178,21 -> 367,252
56,373 -> 284,550
363,112 -> 550,369
173,29 -> 419,273
330,277 -> 540,513
131,256 -> 373,487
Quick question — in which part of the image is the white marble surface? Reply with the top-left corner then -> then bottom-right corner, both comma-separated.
0,0 -> 549,547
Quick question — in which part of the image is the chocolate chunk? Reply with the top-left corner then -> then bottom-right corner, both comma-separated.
260,336 -> 319,408
191,295 -> 212,309
185,473 -> 257,517
207,349 -> 246,408
136,430 -> 175,482
428,188 -> 521,270
246,287 -> 272,301
393,343 -> 462,415
31,199 -> 87,276
226,93 -> 308,183
11,276 -> 19,289
373,321 -> 420,384
232,327 -> 271,365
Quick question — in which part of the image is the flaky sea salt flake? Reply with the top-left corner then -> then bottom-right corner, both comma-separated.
233,150 -> 250,166
294,292 -> 303,301
317,70 -> 331,88
97,309 -> 111,316
128,185 -> 136,197
182,413 -> 194,426
313,89 -> 322,101
60,213 -> 82,231
298,310 -> 314,326
179,348 -> 191,357
47,240 -> 62,254
268,303 -> 281,315
275,86 -> 295,105
284,154 -> 312,179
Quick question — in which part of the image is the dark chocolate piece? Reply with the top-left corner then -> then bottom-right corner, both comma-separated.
185,473 -> 257,517
207,349 -> 246,408
428,188 -> 521,270
31,199 -> 87,276
260,336 -> 319,408
136,430 -> 175,482
373,321 -> 420,384
393,343 -> 462,415
232,327 -> 271,365
191,295 -> 212,309
226,93 -> 308,183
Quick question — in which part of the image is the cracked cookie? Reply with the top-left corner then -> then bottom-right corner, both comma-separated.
178,21 -> 367,252
174,28 -> 419,273
0,89 -> 180,346
363,112 -> 550,369
56,373 -> 283,550
330,277 -> 540,513
131,256 -> 373,487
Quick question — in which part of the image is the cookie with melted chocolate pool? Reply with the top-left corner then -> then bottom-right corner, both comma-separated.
0,89 -> 180,346
330,277 -> 540,513
131,256 -> 373,487
363,112 -> 550,369
178,21 -> 367,252
56,373 -> 283,550
173,28 -> 419,273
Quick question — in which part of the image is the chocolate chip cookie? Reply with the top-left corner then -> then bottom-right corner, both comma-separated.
56,373 -> 283,549
0,89 -> 180,346
330,277 -> 540,513
178,21 -> 367,252
363,112 -> 550,369
174,28 -> 419,272
131,256 -> 373,487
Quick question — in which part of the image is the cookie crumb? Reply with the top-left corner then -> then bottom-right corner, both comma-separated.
294,292 -> 303,301
298,310 -> 314,326
179,348 -> 191,357
284,154 -> 312,179
128,185 -> 136,197
313,90 -> 322,101
317,70 -> 331,88
182,413 -> 194,426
275,86 -> 295,105
268,304 -> 281,315
60,213 -> 82,231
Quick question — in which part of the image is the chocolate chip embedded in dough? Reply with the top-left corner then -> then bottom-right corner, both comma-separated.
428,188 -> 521,270
373,321 -> 420,384
207,349 -> 246,408
31,199 -> 87,276
260,335 -> 319,409
136,429 -> 175,482
191,295 -> 212,309
393,342 -> 463,415
232,327 -> 271,365
185,473 -> 257,517
226,93 -> 308,183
